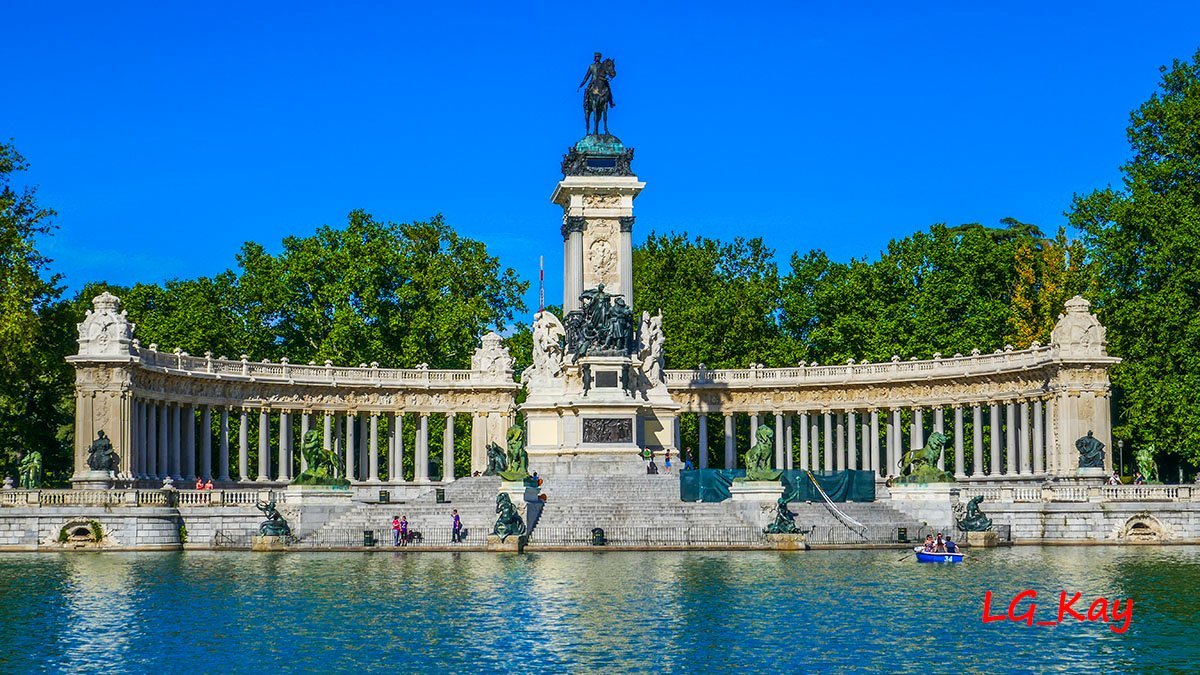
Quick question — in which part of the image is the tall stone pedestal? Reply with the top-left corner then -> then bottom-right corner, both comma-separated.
729,481 -> 785,502
487,534 -> 526,553
966,531 -> 999,548
72,470 -> 115,490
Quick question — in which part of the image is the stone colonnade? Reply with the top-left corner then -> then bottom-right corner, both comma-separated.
680,399 -> 1064,479
118,403 -> 516,485
666,296 -> 1119,481
68,293 -> 519,486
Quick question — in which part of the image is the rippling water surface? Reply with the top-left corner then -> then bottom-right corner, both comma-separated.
2,547 -> 1198,672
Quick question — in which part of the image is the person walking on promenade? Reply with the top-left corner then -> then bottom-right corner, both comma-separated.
451,509 -> 463,543
392,515 -> 401,546
400,515 -> 409,546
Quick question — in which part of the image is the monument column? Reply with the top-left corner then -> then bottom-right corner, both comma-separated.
619,217 -> 634,308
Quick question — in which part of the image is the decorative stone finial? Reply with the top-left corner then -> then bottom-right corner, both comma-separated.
76,292 -> 135,357
1051,295 -> 1108,357
472,332 -> 514,380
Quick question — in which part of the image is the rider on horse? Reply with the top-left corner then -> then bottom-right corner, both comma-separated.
579,52 -> 616,135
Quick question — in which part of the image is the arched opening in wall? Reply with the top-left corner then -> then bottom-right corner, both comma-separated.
1119,513 -> 1167,544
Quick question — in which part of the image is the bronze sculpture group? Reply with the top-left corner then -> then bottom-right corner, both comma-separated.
741,425 -> 782,482
18,450 -> 42,489
764,497 -> 800,534
1076,430 -> 1106,469
564,284 -> 635,358
485,425 -> 530,482
491,493 -> 526,541
256,498 -> 291,537
954,495 -> 993,532
897,432 -> 954,484
86,431 -> 118,473
294,429 -> 350,486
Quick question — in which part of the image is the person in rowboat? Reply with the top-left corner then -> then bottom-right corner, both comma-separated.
934,533 -> 946,552
944,536 -> 958,554
922,535 -> 935,552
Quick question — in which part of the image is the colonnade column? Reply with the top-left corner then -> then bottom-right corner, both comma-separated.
257,409 -> 270,481
368,413 -> 380,482
391,413 -> 404,481
798,412 -> 810,471
989,404 -> 1001,476
723,413 -> 735,469
238,409 -> 249,481
953,406 -> 966,479
885,410 -> 895,478
785,415 -> 794,470
416,413 -> 430,482
357,413 -> 368,481
810,413 -> 820,471
219,407 -> 231,482
1018,400 -> 1031,475
910,408 -> 924,459
749,414 -> 759,442
277,410 -> 291,482
300,412 -> 311,473
182,404 -> 195,482
869,410 -> 880,475
1005,401 -> 1017,476
443,413 -> 456,482
1044,398 -> 1057,475
933,408 -> 945,470
835,412 -> 846,471
170,404 -> 182,480
774,413 -> 785,469
1033,400 -> 1045,475
200,405 -> 212,481
697,414 -> 708,469
823,412 -> 833,471
971,404 -> 983,477
344,413 -> 356,482
847,411 -> 857,471
147,403 -> 159,480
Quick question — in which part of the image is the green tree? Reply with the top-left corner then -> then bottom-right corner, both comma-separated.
1070,48 -> 1200,464
633,232 -> 789,368
0,141 -> 74,483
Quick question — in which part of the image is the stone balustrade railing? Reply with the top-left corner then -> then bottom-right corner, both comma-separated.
958,484 -> 1195,504
664,344 -> 1067,389
130,344 -> 510,389
0,489 -> 277,508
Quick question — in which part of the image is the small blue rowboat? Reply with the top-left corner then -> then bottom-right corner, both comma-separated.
913,547 -> 965,563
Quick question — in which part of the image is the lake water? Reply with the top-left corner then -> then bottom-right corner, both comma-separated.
2,547 -> 1197,673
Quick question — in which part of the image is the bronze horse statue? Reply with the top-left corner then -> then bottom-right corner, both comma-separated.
580,55 -> 616,135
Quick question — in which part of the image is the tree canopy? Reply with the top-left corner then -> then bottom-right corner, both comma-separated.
1071,48 -> 1200,464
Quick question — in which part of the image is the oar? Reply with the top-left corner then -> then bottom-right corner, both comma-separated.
897,551 -> 914,561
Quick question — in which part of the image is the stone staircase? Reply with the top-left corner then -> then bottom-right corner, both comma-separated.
300,475 -> 926,547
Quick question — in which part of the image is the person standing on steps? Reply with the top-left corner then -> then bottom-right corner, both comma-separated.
664,449 -> 672,474
400,515 -> 409,546
391,515 -> 401,546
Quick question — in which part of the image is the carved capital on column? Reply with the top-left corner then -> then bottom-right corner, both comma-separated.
560,216 -> 585,240
618,216 -> 635,232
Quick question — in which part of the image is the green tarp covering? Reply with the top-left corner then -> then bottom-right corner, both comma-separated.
680,469 -> 876,503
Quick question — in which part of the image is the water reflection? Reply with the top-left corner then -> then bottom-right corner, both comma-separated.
0,548 -> 1198,672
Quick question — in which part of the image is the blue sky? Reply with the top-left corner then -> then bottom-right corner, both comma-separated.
8,1 -> 1200,322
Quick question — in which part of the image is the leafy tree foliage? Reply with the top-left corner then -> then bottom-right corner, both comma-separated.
0,141 -> 74,483
77,212 -> 528,370
1071,48 -> 1200,464
782,220 -> 1089,365
633,232 -> 790,368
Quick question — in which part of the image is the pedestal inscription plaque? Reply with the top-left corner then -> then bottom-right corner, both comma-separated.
582,418 -> 632,444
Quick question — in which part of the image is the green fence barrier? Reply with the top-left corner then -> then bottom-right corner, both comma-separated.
680,469 -> 876,503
